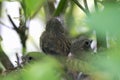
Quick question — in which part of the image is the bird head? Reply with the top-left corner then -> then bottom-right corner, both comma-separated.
46,17 -> 65,34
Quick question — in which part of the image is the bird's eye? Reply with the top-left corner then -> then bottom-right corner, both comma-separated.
28,56 -> 33,60
84,40 -> 90,47
85,41 -> 89,45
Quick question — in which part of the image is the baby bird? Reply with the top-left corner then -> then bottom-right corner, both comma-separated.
40,17 -> 71,56
22,52 -> 45,64
70,36 -> 92,58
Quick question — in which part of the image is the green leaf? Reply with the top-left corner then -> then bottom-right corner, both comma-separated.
53,0 -> 67,16
89,47 -> 120,80
22,0 -> 46,19
87,5 -> 120,37
21,56 -> 63,80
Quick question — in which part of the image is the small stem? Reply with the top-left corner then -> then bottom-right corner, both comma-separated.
15,53 -> 23,68
7,14 -> 18,31
83,0 -> 90,14
71,0 -> 88,15
53,0 -> 67,16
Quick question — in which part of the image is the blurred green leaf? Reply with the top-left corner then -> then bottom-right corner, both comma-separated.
87,5 -> 120,37
0,55 -> 63,80
21,56 -> 63,80
21,0 -> 45,19
89,47 -> 120,80
53,0 -> 67,16
0,70 -> 21,80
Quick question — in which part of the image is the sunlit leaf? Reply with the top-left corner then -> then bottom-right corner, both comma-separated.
22,0 -> 46,19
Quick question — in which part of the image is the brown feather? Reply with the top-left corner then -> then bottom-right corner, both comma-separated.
40,17 -> 71,56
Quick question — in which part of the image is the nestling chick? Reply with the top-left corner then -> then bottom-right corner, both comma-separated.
40,17 -> 71,56
22,52 -> 45,64
70,36 -> 92,58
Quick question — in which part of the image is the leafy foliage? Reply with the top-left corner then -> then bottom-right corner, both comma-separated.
21,0 -> 45,19
1,0 -> 120,80
21,56 -> 63,80
85,4 -> 120,79
0,55 -> 63,80
87,4 -> 120,38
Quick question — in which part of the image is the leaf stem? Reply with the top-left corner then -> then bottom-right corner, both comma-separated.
71,0 -> 88,15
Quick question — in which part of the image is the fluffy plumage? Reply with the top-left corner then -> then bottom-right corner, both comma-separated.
70,36 -> 92,58
40,17 -> 71,56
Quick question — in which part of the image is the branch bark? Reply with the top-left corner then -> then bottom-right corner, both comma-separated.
7,14 -> 28,54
